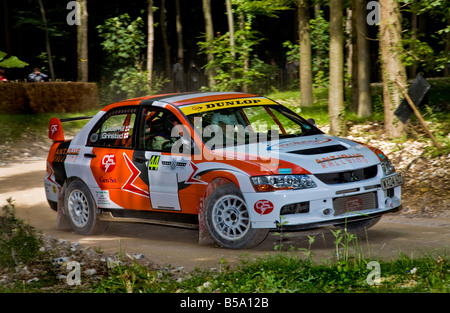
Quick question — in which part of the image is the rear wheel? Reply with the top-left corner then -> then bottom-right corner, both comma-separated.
64,180 -> 108,235
205,184 -> 268,249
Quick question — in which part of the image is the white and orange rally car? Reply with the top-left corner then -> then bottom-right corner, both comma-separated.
44,92 -> 403,249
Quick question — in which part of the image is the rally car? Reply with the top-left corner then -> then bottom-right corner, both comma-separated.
44,92 -> 403,249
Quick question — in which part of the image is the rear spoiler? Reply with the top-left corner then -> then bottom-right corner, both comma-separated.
49,116 -> 93,142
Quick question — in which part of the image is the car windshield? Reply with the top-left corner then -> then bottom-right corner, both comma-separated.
186,105 -> 323,148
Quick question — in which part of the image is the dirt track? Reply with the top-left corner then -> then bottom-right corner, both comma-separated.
1,159 -> 449,271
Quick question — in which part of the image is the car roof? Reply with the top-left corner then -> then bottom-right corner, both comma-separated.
101,92 -> 275,112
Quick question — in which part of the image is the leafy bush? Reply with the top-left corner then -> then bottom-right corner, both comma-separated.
0,199 -> 42,269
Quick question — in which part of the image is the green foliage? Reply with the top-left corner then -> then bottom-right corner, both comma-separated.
198,26 -> 272,93
0,51 -> 29,68
282,10 -> 330,88
0,199 -> 42,269
97,14 -> 166,101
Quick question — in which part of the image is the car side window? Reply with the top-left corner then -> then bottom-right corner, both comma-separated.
141,108 -> 185,152
88,107 -> 137,148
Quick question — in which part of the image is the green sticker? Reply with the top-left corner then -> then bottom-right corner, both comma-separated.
148,155 -> 160,171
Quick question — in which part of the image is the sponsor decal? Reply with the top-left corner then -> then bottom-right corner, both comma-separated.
345,196 -> 364,211
181,98 -> 276,115
50,124 -> 58,135
101,154 -> 116,173
254,199 -> 274,215
99,177 -> 117,184
278,168 -> 292,174
161,159 -> 187,172
148,155 -> 160,171
316,153 -> 369,169
95,190 -> 111,206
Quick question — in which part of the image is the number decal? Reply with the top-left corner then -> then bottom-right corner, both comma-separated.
148,155 -> 160,171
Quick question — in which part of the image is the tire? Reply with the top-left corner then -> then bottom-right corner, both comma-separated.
64,179 -> 108,235
205,183 -> 269,249
334,216 -> 381,232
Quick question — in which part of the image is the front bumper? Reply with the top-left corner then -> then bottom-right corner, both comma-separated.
243,173 -> 403,229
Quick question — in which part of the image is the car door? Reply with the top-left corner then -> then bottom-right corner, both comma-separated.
141,107 -> 191,212
87,106 -> 151,210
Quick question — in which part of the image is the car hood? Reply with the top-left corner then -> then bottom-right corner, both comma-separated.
216,134 -> 381,175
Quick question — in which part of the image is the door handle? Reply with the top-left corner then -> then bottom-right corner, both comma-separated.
84,153 -> 97,158
134,157 -> 148,164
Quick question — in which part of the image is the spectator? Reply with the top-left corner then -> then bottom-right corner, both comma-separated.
188,61 -> 202,91
0,68 -> 7,82
28,67 -> 48,82
172,58 -> 184,93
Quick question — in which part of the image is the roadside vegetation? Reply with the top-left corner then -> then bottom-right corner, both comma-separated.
1,199 -> 448,293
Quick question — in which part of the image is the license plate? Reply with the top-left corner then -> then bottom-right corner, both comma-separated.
381,173 -> 404,190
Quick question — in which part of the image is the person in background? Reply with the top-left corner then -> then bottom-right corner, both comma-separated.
28,67 -> 48,82
172,58 -> 185,93
0,68 -> 8,82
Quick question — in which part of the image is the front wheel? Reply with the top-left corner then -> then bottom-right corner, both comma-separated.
205,183 -> 268,249
64,179 -> 108,235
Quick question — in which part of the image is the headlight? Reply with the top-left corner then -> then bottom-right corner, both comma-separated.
380,157 -> 396,175
251,175 -> 317,192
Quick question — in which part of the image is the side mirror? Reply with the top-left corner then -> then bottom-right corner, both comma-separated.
307,118 -> 316,126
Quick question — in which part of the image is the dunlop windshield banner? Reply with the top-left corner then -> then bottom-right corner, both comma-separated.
180,97 -> 278,115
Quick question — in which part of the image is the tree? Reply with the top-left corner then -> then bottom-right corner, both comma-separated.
298,0 -> 313,106
147,0 -> 155,83
175,0 -> 184,60
77,0 -> 88,82
202,0 -> 216,87
37,0 -> 55,80
355,0 -> 372,117
328,0 -> 345,135
160,0 -> 171,77
379,0 -> 408,137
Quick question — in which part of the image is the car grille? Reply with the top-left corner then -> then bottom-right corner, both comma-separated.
333,192 -> 378,216
315,165 -> 377,184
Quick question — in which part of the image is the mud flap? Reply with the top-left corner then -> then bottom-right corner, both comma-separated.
198,196 -> 214,245
56,183 -> 71,230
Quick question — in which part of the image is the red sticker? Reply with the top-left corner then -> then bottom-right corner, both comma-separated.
101,154 -> 116,173
254,200 -> 274,215
345,196 -> 364,211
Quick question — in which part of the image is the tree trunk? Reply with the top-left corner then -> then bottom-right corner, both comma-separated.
239,12 -> 249,92
225,0 -> 235,81
350,0 -> 359,112
147,0 -> 154,83
175,0 -> 184,60
38,0 -> 55,80
160,0 -> 171,78
356,0 -> 372,117
202,0 -> 216,87
444,17 -> 450,77
77,0 -> 88,82
328,0 -> 345,135
298,0 -> 313,106
379,0 -> 407,137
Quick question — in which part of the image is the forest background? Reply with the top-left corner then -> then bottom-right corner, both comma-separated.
1,0 -> 449,138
